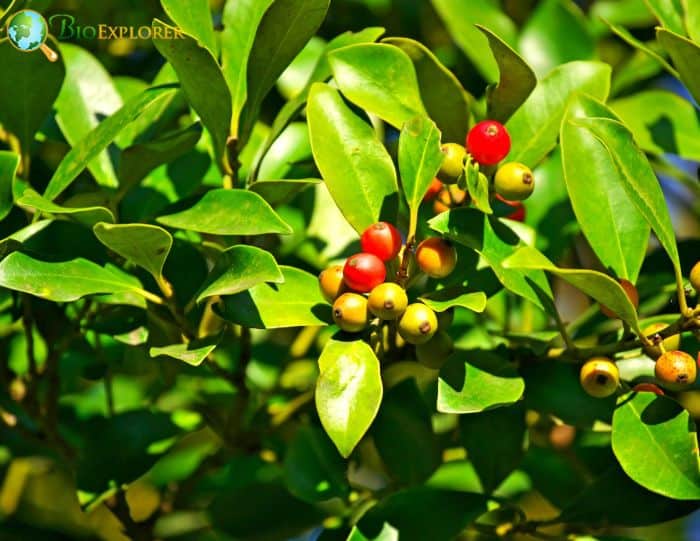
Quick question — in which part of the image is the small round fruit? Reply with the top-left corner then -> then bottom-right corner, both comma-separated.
690,261 -> 700,292
318,265 -> 345,303
642,322 -> 681,359
632,382 -> 665,396
549,424 -> 576,451
437,143 -> 467,184
433,185 -> 468,214
398,303 -> 438,344
415,330 -> 453,369
423,178 -> 443,202
466,120 -> 511,165
368,282 -> 408,320
360,222 -> 402,262
580,357 -> 620,398
343,253 -> 386,293
494,162 -> 535,201
332,293 -> 369,333
600,279 -> 639,319
655,350 -> 697,390
416,237 -> 457,279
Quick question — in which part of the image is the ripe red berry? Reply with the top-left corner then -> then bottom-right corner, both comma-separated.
343,253 -> 386,293
632,383 -> 665,396
360,222 -> 402,262
466,120 -> 511,165
495,194 -> 526,222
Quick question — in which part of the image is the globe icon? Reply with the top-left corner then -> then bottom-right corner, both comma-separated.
6,9 -> 48,52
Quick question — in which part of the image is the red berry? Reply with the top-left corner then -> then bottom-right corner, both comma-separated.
343,253 -> 386,293
496,194 -> 526,222
632,383 -> 665,396
466,120 -> 511,165
360,222 -> 402,262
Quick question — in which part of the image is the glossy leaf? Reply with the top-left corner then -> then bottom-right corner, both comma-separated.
398,115 -> 443,217
506,61 -> 611,167
219,266 -> 329,328
157,189 -> 292,236
315,338 -> 382,457
437,350 -> 525,414
419,288 -> 487,313
196,245 -> 283,303
383,37 -> 471,143
646,0 -> 685,34
464,161 -> 492,214
0,151 -> 20,221
149,335 -> 219,366
161,0 -> 216,54
17,188 -> 114,228
239,0 -> 330,143
560,94 -> 649,281
329,43 -> 426,128
656,28 -> 700,105
44,85 -> 178,201
55,44 -> 122,189
612,392 -> 700,500
0,38 -> 65,152
307,83 -> 399,233
476,25 -> 536,124
93,223 -> 173,286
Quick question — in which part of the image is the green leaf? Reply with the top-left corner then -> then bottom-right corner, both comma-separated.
382,37 -> 471,143
398,115 -> 443,218
93,223 -> 173,287
219,266 -> 329,328
685,0 -> 700,42
603,21 -> 678,77
0,151 -> 20,221
238,0 -> 330,143
612,392 -> 700,500
347,523 -> 398,541
574,116 -> 680,273
257,122 -> 312,180
307,83 -> 399,233
54,44 -> 122,189
356,487 -> 486,541
476,25 -> 536,124
250,178 -> 321,206
506,61 -> 611,167
371,379 -> 441,485
315,338 -> 382,457
284,425 -> 349,502
157,188 -> 292,236
44,85 -> 178,201
560,94 -> 649,281
277,37 -> 326,100
419,288 -> 487,313
161,0 -> 216,55
328,43 -> 427,128
646,0 -> 686,34
656,28 -> 700,105
431,0 -> 517,82
153,19 -> 232,168
503,246 -> 642,333
0,38 -> 65,152
16,188 -> 114,228
437,350 -> 525,414
149,334 -> 220,366
460,403 -> 526,493
0,252 -> 144,302
517,0 -> 595,76
464,161 -> 492,214
196,245 -> 283,303
429,208 -> 553,311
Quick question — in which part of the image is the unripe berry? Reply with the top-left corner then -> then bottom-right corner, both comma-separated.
437,143 -> 467,184
690,261 -> 700,292
642,322 -> 681,359
416,237 -> 457,279
632,382 -> 665,396
655,350 -> 697,390
600,279 -> 638,319
332,293 -> 369,333
368,282 -> 408,320
466,120 -> 511,165
343,253 -> 386,293
415,330 -> 453,369
318,265 -> 345,303
494,162 -> 535,201
433,185 -> 468,214
360,222 -> 402,262
398,303 -> 438,345
580,357 -> 620,398
423,178 -> 443,202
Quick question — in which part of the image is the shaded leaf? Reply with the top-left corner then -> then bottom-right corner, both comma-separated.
17,188 -> 114,228
0,151 -> 20,221
249,178 -> 320,206
656,28 -> 700,107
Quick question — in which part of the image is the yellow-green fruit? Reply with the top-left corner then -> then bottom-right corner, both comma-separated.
332,293 -> 369,333
416,330 -> 453,369
319,265 -> 345,303
655,350 -> 697,390
642,322 -> 681,359
437,143 -> 467,184
398,303 -> 438,345
368,282 -> 408,320
690,261 -> 700,292
494,162 -> 535,201
580,357 -> 620,398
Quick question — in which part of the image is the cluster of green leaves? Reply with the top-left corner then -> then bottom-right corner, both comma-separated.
0,0 -> 699,540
